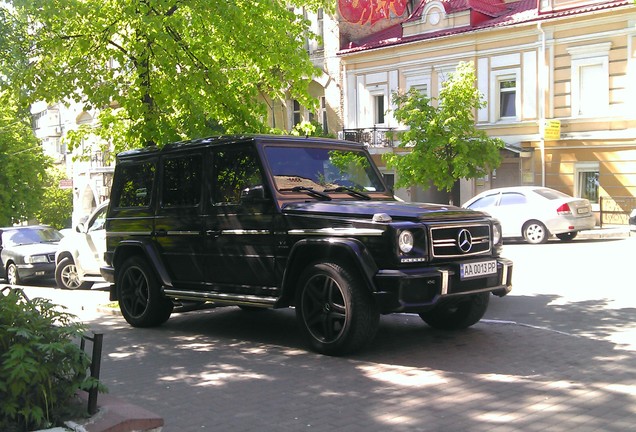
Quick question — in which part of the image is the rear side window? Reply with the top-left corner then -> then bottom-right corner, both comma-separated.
500,192 -> 527,205
162,155 -> 202,207
534,188 -> 570,200
113,162 -> 156,208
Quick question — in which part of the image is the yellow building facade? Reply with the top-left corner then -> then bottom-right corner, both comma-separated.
338,0 -> 636,222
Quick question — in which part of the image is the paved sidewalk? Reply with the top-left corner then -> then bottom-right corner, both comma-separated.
18,284 -> 636,432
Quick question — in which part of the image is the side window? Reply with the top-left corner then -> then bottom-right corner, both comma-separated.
114,162 -> 156,208
500,192 -> 527,206
88,206 -> 107,232
212,147 -> 265,205
467,194 -> 499,209
162,155 -> 202,208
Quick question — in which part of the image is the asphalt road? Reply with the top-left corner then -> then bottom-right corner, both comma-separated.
12,234 -> 636,431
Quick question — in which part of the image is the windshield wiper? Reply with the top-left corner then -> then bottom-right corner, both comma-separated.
323,186 -> 371,200
280,186 -> 332,201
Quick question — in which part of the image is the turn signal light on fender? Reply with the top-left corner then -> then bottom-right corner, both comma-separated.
556,203 -> 572,215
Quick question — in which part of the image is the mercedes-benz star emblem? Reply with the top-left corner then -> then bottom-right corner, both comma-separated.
457,229 -> 473,253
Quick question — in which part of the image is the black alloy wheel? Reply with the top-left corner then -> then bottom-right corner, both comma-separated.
117,256 -> 173,327
296,262 -> 379,356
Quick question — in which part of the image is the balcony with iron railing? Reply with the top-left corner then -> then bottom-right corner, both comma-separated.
341,127 -> 398,149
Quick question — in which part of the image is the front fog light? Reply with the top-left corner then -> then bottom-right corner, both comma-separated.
398,230 -> 414,253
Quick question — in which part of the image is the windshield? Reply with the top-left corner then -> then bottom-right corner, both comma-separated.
264,146 -> 386,194
1,227 -> 63,247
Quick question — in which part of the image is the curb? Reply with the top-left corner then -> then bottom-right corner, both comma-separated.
65,393 -> 163,432
577,226 -> 632,240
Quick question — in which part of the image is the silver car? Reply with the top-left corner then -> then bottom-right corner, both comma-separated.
55,201 -> 108,289
463,186 -> 596,244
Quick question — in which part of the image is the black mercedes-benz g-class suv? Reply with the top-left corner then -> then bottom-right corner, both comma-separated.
101,135 -> 512,355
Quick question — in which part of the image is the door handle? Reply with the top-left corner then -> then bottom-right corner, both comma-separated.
154,229 -> 167,237
205,230 -> 221,238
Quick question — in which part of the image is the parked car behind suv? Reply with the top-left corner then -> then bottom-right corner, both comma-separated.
1,225 -> 63,285
101,135 -> 513,355
463,186 -> 595,244
55,200 -> 109,289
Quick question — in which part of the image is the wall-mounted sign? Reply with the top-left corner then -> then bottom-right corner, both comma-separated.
544,120 -> 561,141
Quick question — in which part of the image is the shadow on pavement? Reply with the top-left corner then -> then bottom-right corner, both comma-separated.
84,294 -> 636,431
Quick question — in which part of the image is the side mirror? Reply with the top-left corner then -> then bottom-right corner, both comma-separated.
241,185 -> 266,202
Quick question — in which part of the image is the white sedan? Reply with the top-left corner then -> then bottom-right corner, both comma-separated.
463,186 -> 596,244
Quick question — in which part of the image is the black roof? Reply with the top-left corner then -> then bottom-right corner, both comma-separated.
116,134 -> 364,160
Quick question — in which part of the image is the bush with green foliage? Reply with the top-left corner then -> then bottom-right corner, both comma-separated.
0,288 -> 105,431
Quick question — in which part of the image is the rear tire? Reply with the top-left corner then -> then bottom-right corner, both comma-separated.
296,262 -> 379,356
523,221 -> 549,244
419,292 -> 490,330
556,232 -> 577,242
117,256 -> 173,327
55,257 -> 92,290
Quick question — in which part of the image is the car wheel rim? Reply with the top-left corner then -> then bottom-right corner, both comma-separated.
526,224 -> 544,242
7,266 -> 17,285
301,273 -> 348,344
120,266 -> 150,319
61,264 -> 81,289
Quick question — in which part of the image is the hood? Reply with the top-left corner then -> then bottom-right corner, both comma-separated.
6,242 -> 58,255
282,200 -> 487,221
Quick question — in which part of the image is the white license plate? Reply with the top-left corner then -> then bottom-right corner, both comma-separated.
577,207 -> 589,214
460,260 -> 497,280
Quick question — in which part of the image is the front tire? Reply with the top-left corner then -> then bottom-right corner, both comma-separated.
296,262 -> 379,356
6,263 -> 20,285
117,256 -> 173,327
419,292 -> 490,330
55,257 -> 92,290
523,221 -> 549,244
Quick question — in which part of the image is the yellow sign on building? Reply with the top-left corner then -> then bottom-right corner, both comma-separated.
544,120 -> 561,141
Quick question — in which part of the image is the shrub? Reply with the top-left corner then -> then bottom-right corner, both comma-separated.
0,287 -> 104,431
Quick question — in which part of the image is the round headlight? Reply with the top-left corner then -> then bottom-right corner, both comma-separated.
493,223 -> 502,245
398,230 -> 414,253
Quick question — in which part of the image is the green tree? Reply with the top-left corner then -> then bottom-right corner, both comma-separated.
384,62 -> 504,202
35,168 -> 73,230
6,0 -> 330,152
0,91 -> 50,226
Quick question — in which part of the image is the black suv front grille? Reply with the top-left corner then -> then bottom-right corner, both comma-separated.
430,223 -> 491,258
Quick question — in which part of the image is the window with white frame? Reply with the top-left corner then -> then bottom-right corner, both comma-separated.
568,43 -> 611,118
317,8 -> 324,50
292,100 -> 302,126
374,94 -> 385,124
575,162 -> 600,204
319,96 -> 328,134
499,79 -> 517,118
411,83 -> 428,96
489,68 -> 520,122
574,61 -> 607,117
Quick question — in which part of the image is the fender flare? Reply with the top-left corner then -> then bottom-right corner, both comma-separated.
278,237 -> 379,306
112,239 -> 174,290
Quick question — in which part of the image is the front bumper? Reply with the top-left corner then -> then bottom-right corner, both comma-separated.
17,263 -> 56,280
373,258 -> 513,313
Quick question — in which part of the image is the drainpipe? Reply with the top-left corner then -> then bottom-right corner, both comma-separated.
537,22 -> 546,187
